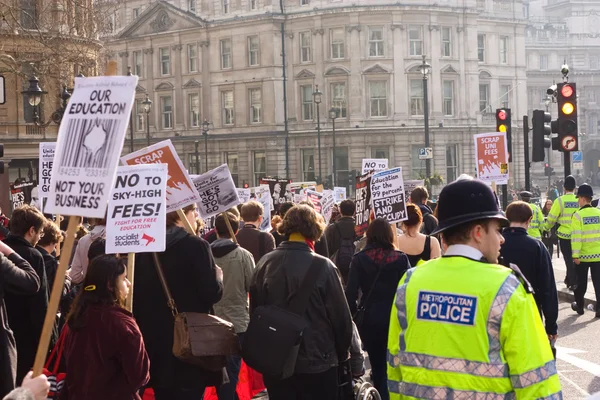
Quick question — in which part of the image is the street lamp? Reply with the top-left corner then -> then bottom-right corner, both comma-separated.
329,107 -> 338,187
313,85 -> 322,184
21,75 -> 73,127
420,55 -> 432,181
202,119 -> 211,172
142,94 -> 152,147
194,140 -> 200,174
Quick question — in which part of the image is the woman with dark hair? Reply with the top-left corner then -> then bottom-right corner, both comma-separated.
250,205 -> 352,399
134,204 -> 224,400
397,203 -> 441,267
345,218 -> 411,400
542,199 -> 558,258
60,255 -> 149,399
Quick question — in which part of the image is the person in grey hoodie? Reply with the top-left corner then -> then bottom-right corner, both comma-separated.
210,212 -> 255,400
67,217 -> 106,285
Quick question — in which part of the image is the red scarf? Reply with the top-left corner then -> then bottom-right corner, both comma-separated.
289,233 -> 315,251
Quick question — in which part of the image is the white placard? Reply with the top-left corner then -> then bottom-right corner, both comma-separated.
193,164 -> 240,219
237,188 -> 251,204
253,185 -> 272,232
306,190 -> 323,214
106,164 -> 167,254
370,167 -> 408,224
321,190 -> 336,224
121,140 -> 201,212
46,75 -> 138,217
39,142 -> 56,198
361,158 -> 388,174
333,187 -> 347,203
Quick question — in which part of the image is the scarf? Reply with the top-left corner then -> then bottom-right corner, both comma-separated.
289,232 -> 315,251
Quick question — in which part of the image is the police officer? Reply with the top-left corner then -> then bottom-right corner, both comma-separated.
519,191 -> 544,239
387,179 -> 561,399
544,175 -> 579,290
570,183 -> 600,316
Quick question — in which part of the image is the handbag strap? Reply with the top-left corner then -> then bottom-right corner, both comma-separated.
357,257 -> 385,310
45,325 -> 69,374
152,252 -> 179,316
287,255 -> 322,316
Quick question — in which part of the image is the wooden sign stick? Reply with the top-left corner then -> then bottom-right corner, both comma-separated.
125,253 -> 135,312
222,211 -> 238,244
32,216 -> 79,376
177,209 -> 195,235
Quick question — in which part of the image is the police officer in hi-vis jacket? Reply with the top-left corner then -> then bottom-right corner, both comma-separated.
387,179 -> 561,400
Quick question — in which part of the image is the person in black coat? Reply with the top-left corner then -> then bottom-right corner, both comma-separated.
0,240 -> 40,398
500,201 -> 558,339
134,204 -> 224,400
345,218 -> 411,400
3,206 -> 49,384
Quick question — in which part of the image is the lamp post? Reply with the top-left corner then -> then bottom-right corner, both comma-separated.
21,75 -> 75,127
202,119 -> 211,172
141,94 -> 152,147
127,66 -> 135,152
194,140 -> 200,174
313,85 -> 322,184
420,55 -> 432,181
329,107 -> 338,187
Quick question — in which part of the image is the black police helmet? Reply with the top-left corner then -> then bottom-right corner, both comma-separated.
431,179 -> 509,235
564,175 -> 576,191
576,183 -> 593,198
519,191 -> 532,201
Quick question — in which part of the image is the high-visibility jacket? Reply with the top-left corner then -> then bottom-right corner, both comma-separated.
543,193 -> 578,239
571,204 -> 600,262
387,256 -> 562,400
528,203 -> 543,239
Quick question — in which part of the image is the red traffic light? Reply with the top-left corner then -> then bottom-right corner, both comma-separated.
497,110 -> 507,120
561,84 -> 574,98
545,163 -> 549,168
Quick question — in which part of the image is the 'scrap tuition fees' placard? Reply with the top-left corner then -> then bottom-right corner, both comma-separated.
106,164 -> 167,254
474,132 -> 509,185
371,167 -> 408,224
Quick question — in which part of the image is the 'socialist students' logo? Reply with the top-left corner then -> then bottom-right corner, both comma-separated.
417,291 -> 478,326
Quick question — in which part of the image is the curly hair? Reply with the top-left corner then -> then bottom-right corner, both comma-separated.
278,205 -> 325,241
37,220 -> 62,247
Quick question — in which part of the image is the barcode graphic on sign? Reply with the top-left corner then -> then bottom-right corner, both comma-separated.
60,118 -> 121,169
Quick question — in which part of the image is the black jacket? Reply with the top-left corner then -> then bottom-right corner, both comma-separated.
325,217 -> 356,258
134,227 -> 224,389
417,204 -> 438,235
3,235 -> 49,383
500,227 -> 558,335
250,241 -> 352,374
0,253 -> 39,398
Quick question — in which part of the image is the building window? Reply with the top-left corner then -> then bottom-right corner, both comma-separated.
500,84 -> 510,108
221,39 -> 232,69
335,147 -> 349,192
441,27 -> 452,57
249,88 -> 262,123
301,85 -> 313,120
300,32 -> 312,62
331,28 -> 345,59
443,80 -> 454,116
302,149 -> 316,181
253,151 -> 266,185
409,26 -> 423,56
227,153 -> 239,186
223,0 -> 230,13
331,82 -> 347,118
188,44 -> 198,73
499,36 -> 508,64
369,81 -> 387,117
250,0 -> 257,10
161,96 -> 173,129
411,145 -> 426,179
477,34 -> 486,62
446,144 -> 458,183
301,0 -> 309,5
479,84 -> 490,112
248,35 -> 260,66
21,0 -> 37,29
222,90 -> 234,125
410,79 -> 423,116
369,27 -> 384,57
539,55 -> 548,71
187,0 -> 195,12
371,147 -> 389,159
189,93 -> 200,127
135,99 -> 144,131
591,56 -> 599,70
159,47 -> 170,75
132,7 -> 140,19
132,50 -> 143,77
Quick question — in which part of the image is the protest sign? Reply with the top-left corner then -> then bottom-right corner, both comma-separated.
193,164 -> 241,219
355,171 -> 373,237
45,75 -> 138,218
253,185 -> 272,231
10,181 -> 36,211
306,190 -> 323,214
237,188 -> 251,204
106,164 -> 167,254
121,139 -> 201,212
371,167 -> 408,224
39,142 -> 56,208
474,132 -> 509,184
361,158 -> 388,174
293,193 -> 306,204
260,177 -> 293,207
404,180 -> 424,203
321,190 -> 336,224
334,187 -> 347,203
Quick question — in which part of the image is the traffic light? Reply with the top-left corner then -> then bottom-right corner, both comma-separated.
348,170 -> 357,187
531,110 -> 552,162
544,163 -> 555,177
0,144 -> 4,174
556,82 -> 578,152
243,181 -> 249,189
496,108 -> 512,162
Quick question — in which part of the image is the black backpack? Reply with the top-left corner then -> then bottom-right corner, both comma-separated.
242,256 -> 322,380
330,223 -> 356,285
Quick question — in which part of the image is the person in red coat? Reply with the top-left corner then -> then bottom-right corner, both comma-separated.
60,255 -> 149,400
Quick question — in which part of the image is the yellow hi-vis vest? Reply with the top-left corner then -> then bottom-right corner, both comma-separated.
387,257 -> 562,400
571,205 -> 600,262
543,193 -> 578,239
528,203 -> 543,239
